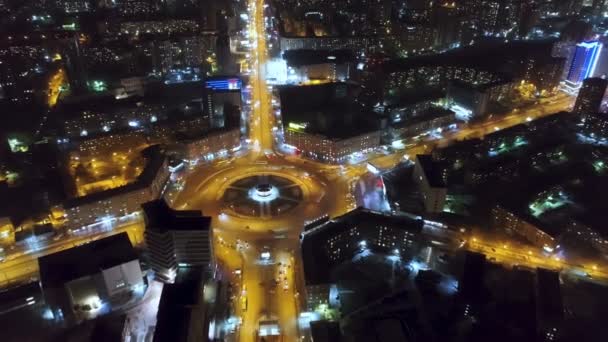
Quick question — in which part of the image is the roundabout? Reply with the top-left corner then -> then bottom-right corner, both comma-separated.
173,157 -> 352,235
223,174 -> 303,218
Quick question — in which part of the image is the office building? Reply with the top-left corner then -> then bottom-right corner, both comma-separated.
565,41 -> 603,89
413,155 -> 448,213
38,233 -> 145,324
203,77 -> 243,129
573,77 -> 607,114
143,199 -> 212,283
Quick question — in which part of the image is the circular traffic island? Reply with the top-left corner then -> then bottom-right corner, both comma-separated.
222,174 -> 303,218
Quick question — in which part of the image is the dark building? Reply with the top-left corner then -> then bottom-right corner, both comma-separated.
458,251 -> 487,312
300,208 -> 423,309
153,270 -> 207,342
535,268 -> 564,339
580,111 -> 608,138
64,35 -> 89,95
573,77 -> 607,114
413,154 -> 448,213
310,320 -> 342,342
143,199 -> 212,283
431,3 -> 459,48
38,233 -> 144,324
203,76 -> 243,129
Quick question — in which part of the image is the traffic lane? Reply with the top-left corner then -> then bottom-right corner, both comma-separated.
0,221 -> 144,287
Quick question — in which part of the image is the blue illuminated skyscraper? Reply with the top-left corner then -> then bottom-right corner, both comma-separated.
566,41 -> 603,89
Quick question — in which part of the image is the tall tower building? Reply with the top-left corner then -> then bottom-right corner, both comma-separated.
432,2 -> 460,48
573,77 -> 607,113
203,77 -> 243,129
64,35 -> 89,94
565,41 -> 603,89
143,200 -> 213,283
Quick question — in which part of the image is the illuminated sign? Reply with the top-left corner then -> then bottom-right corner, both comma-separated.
288,122 -> 307,130
205,78 -> 242,90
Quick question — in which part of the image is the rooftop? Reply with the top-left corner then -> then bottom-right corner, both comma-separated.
280,83 -> 381,140
301,208 -> 423,285
38,233 -> 138,289
416,154 -> 447,188
459,251 -> 486,302
536,268 -> 564,322
384,88 -> 445,108
64,145 -> 167,209
143,199 -> 211,233
153,270 -> 204,342
283,49 -> 355,67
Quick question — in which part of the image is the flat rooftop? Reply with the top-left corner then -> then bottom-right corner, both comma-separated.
38,232 -> 138,289
301,208 -> 423,285
143,199 -> 211,233
416,154 -> 447,188
280,83 -> 381,140
64,145 -> 167,209
283,49 -> 355,67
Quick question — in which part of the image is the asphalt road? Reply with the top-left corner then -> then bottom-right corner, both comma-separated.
0,4 -> 583,342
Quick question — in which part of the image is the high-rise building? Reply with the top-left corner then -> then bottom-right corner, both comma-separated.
143,199 -> 212,283
64,35 -> 89,94
203,77 -> 243,129
432,3 -> 460,48
565,41 -> 603,89
573,77 -> 607,113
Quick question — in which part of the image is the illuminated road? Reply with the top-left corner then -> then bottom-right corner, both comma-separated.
0,220 -> 144,288
0,2 -> 585,341
124,6 -> 580,342
365,92 -> 575,171
248,0 -> 274,154
466,236 -> 608,283
47,67 -> 66,107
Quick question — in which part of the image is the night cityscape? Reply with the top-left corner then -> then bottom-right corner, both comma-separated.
1,0 -> 608,341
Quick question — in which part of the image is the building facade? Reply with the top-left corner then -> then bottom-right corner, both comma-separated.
143,200 -> 212,283
565,41 -> 603,90
491,205 -> 558,251
178,128 -> 241,162
284,128 -> 382,164
573,77 -> 607,114
301,208 -> 423,310
38,233 -> 144,324
64,146 -> 170,230
413,154 -> 448,213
